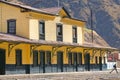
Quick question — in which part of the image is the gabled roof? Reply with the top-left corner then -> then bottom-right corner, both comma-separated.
0,0 -> 70,17
40,7 -> 71,17
0,0 -> 86,22
40,7 -> 62,15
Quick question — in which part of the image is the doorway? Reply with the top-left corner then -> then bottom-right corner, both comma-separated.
57,51 -> 63,72
84,53 -> 90,71
0,49 -> 5,75
40,51 -> 45,73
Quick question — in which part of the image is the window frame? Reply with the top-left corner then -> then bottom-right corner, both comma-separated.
39,21 -> 45,40
72,26 -> 77,43
56,23 -> 63,41
7,19 -> 16,34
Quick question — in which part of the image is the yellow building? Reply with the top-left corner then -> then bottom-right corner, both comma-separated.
0,0 -> 118,75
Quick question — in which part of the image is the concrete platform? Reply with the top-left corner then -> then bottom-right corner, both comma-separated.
0,70 -> 120,80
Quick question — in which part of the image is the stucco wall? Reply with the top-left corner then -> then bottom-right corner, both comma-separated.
29,19 -> 39,40
0,3 -> 29,38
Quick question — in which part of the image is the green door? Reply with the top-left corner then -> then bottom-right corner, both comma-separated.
84,53 -> 90,71
57,52 -> 63,72
73,53 -> 78,71
0,49 -> 5,75
99,57 -> 102,70
40,51 -> 45,73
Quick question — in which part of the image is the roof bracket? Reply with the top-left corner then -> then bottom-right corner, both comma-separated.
91,49 -> 100,61
0,41 -> 4,44
83,48 -> 91,54
21,8 -> 30,12
100,49 -> 106,56
66,47 -> 77,57
52,46 -> 63,56
30,45 -> 41,56
8,43 -> 20,56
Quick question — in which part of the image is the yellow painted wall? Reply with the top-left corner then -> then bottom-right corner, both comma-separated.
45,21 -> 56,41
0,2 -> 56,40
45,16 -> 84,43
28,12 -> 55,21
0,3 -> 2,32
0,2 -> 84,44
63,24 -> 72,43
0,3 -> 29,38
14,44 -> 31,64
0,2 -> 107,66
29,19 -> 39,40
59,9 -> 69,17
77,26 -> 83,44
0,42 -> 32,64
0,42 -> 107,65
28,14 -> 84,44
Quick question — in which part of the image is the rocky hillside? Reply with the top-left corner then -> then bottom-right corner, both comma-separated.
6,0 -> 120,48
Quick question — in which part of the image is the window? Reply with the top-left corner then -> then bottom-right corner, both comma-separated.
16,49 -> 22,66
72,26 -> 77,43
46,51 -> 51,65
7,19 -> 16,34
33,50 -> 38,66
56,24 -> 63,41
39,21 -> 45,40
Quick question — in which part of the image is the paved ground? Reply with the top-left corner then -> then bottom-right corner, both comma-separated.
0,70 -> 120,80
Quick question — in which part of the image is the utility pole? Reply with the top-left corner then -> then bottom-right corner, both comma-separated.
90,9 -> 93,43
88,2 -> 94,44
58,0 -> 60,7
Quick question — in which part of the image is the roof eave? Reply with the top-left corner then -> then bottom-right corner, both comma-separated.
0,0 -> 56,16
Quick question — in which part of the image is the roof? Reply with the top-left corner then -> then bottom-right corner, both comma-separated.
0,0 -> 86,22
40,7 -> 62,15
40,7 -> 71,17
0,0 -> 70,16
0,0 -> 55,16
0,33 -> 118,50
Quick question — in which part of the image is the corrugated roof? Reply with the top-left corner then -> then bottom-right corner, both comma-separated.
40,7 -> 62,15
0,1 -> 70,16
0,0 -> 86,22
40,7 -> 71,17
0,33 -> 117,50
0,0 -> 55,16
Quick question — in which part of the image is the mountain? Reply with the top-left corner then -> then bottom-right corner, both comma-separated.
7,0 -> 120,48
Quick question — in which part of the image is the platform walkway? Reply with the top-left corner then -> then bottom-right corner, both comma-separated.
0,69 -> 120,80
